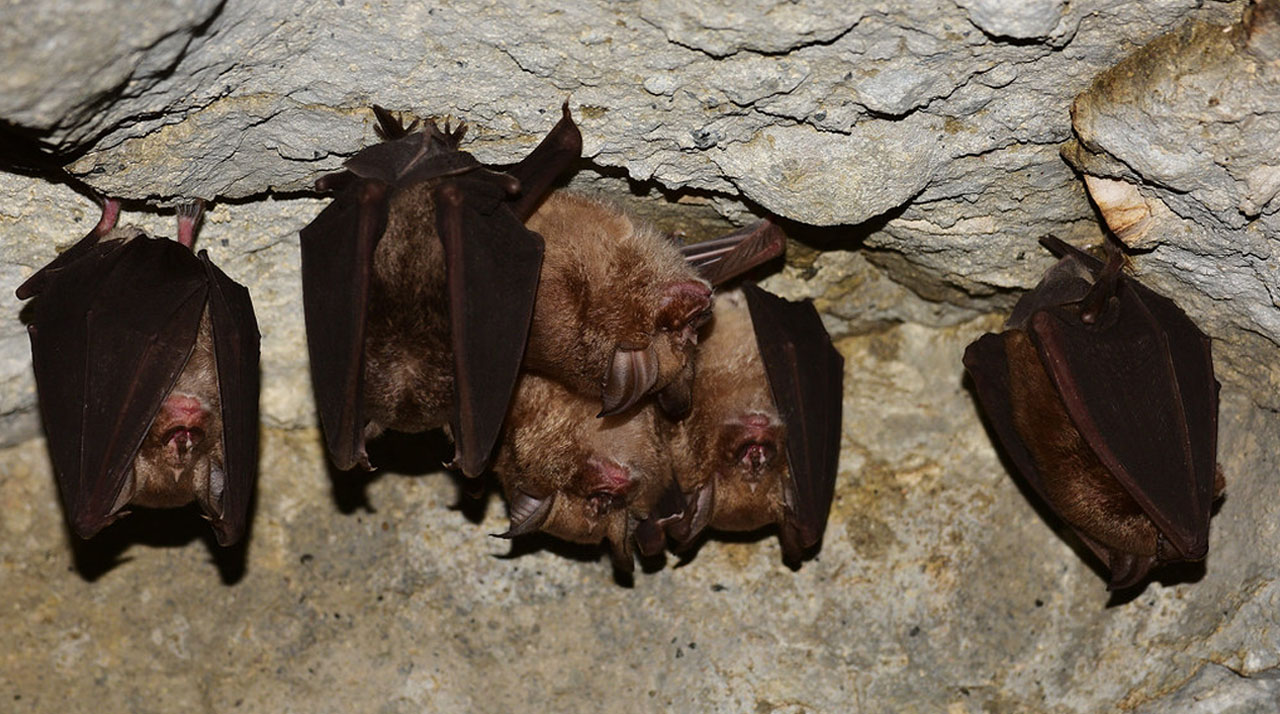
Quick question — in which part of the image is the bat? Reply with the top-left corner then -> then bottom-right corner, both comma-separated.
963,236 -> 1221,589
489,372 -> 675,572
490,218 -> 786,568
298,103 -> 581,476
17,199 -> 260,546
663,285 -> 844,564
521,191 -> 717,418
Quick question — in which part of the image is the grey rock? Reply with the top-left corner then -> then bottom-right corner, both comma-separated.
1066,1 -> 1280,408
956,0 -> 1071,41
0,0 -> 222,137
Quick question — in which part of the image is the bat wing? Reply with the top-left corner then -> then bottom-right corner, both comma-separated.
299,180 -> 389,470
503,102 -> 583,221
683,220 -> 787,287
16,199 -> 122,300
30,238 -> 207,538
962,332 -> 1123,575
433,175 -> 544,477
1031,277 -> 1214,561
200,253 -> 261,546
742,284 -> 844,561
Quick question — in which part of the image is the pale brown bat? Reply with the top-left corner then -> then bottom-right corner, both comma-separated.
491,372 -> 676,571
522,191 -> 713,417
663,286 -> 843,563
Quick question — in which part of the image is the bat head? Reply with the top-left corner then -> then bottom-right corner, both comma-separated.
523,192 -> 713,415
493,373 -> 675,569
600,279 -> 711,417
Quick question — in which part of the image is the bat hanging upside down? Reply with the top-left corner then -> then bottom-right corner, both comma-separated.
963,236 -> 1222,589
18,199 -> 260,546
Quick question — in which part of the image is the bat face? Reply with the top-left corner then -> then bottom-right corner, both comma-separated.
664,287 -> 843,564
124,309 -> 225,511
666,290 -> 789,536
492,373 -> 675,570
20,202 -> 260,546
522,191 -> 712,417
963,237 -> 1220,589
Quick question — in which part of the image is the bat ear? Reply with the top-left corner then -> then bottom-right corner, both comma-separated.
668,482 -> 714,547
656,280 -> 712,332
634,479 -> 688,556
778,518 -> 807,566
599,344 -> 660,416
495,490 -> 555,538
1105,550 -> 1156,590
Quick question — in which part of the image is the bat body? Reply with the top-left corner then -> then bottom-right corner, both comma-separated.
963,237 -> 1220,589
664,286 -> 843,563
489,217 -> 787,568
18,201 -> 260,545
491,372 -> 675,571
523,191 -> 714,418
299,105 -> 581,475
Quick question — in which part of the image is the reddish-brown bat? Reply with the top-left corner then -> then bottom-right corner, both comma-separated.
963,236 -> 1221,589
299,104 -> 581,476
521,191 -> 717,418
17,200 -> 260,545
663,285 -> 843,564
489,219 -> 785,568
490,372 -> 675,572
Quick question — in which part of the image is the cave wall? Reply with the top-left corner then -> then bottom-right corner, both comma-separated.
2,1 -> 1279,712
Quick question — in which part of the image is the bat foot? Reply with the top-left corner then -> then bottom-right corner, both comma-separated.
176,199 -> 206,248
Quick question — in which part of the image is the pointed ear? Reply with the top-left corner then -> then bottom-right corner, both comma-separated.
633,517 -> 666,557
669,482 -> 714,547
495,490 -> 555,538
599,344 -> 659,416
778,517 -> 807,566
656,280 -> 711,331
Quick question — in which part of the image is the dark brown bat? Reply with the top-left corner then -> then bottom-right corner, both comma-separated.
298,104 -> 581,475
521,191 -> 717,418
663,285 -> 844,564
963,236 -> 1221,589
490,372 -> 675,571
17,200 -> 260,545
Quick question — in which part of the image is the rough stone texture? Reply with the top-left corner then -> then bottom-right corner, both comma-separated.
1065,0 -> 1280,409
3,0 -> 1280,711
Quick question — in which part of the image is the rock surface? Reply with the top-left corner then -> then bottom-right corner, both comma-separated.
3,0 -> 1280,712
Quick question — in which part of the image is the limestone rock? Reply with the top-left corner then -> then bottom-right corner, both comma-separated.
1066,0 -> 1280,408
